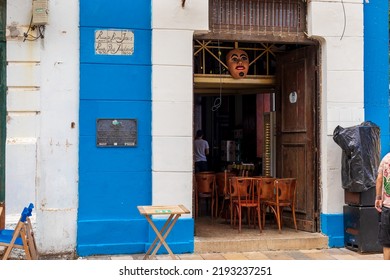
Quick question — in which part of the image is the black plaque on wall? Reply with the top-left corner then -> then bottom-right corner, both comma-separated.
96,119 -> 137,147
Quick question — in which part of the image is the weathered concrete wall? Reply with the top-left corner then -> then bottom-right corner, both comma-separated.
6,0 -> 79,254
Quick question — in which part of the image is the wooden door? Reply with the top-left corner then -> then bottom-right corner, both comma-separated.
276,46 -> 318,232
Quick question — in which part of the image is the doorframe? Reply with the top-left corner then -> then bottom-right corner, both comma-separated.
192,39 -> 321,232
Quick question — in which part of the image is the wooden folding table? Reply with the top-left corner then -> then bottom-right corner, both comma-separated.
137,204 -> 190,260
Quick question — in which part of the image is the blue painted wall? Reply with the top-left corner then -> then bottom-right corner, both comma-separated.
78,0 -> 194,256
78,0 -> 152,256
364,0 -> 389,157
322,1 -> 389,248
320,214 -> 344,248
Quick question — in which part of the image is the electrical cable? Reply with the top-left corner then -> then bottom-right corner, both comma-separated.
211,0 -> 223,112
212,41 -> 223,112
340,0 -> 346,40
23,15 -> 45,42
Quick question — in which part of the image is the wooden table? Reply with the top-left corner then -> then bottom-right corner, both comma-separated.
137,204 -> 190,260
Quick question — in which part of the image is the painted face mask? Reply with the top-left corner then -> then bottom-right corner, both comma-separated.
226,49 -> 249,79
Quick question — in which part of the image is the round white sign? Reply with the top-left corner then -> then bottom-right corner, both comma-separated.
289,91 -> 297,103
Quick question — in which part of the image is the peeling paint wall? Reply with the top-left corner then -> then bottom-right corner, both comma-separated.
6,0 -> 79,254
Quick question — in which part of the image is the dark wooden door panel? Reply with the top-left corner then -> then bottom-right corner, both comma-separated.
281,59 -> 306,132
276,46 -> 317,232
281,143 -> 307,214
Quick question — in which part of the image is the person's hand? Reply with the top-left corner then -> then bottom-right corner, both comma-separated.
375,199 -> 382,212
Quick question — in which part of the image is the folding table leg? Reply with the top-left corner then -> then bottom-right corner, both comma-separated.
143,215 -> 174,259
149,215 -> 180,259
143,214 -> 180,260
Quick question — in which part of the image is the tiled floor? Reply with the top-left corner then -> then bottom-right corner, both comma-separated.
194,216 -> 329,253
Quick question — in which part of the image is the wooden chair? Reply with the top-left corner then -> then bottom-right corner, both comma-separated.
230,177 -> 257,232
0,203 -> 34,239
195,173 -> 217,218
215,171 -> 235,219
253,177 -> 276,230
262,178 -> 297,233
0,203 -> 38,260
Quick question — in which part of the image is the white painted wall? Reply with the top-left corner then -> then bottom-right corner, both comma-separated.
6,0 -> 79,254
307,0 -> 364,214
151,0 -> 208,216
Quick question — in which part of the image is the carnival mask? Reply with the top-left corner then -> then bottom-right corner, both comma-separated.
226,49 -> 249,79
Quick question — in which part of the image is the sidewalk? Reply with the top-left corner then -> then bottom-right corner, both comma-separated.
2,216 -> 384,260
1,246 -> 383,260
82,248 -> 383,260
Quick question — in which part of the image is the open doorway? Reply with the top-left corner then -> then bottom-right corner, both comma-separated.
193,40 -> 320,233
194,92 -> 273,175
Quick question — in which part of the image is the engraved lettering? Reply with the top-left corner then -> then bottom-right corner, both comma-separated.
95,30 -> 134,56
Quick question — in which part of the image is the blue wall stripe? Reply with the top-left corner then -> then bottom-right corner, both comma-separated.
364,1 -> 390,156
77,219 -> 194,257
78,0 -> 153,256
80,0 -> 151,29
77,171 -> 152,219
79,135 -> 152,172
77,219 -> 149,256
78,0 -> 194,256
320,213 -> 344,248
80,64 -> 152,100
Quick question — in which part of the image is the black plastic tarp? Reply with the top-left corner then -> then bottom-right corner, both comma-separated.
333,121 -> 380,192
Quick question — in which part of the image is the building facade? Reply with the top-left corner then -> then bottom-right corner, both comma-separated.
1,0 -> 388,256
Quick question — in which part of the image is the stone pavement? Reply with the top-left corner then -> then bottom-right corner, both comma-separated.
1,217 -> 384,260
82,248 -> 383,260
1,247 -> 383,260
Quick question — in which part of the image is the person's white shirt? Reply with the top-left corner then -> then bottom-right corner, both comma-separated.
194,138 -> 209,162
